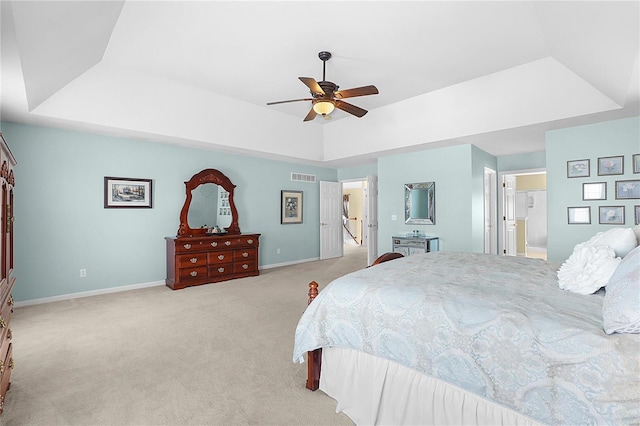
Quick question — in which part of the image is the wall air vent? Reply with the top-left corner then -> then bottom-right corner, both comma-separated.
291,172 -> 316,183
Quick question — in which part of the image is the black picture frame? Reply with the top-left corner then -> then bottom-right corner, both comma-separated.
599,206 -> 625,225
104,177 -> 153,208
281,190 -> 303,224
598,156 -> 624,176
567,159 -> 590,178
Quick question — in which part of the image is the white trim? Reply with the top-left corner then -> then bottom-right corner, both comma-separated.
259,257 -> 319,270
14,258 -> 322,307
14,280 -> 165,307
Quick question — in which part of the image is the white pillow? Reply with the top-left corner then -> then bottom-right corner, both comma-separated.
603,245 -> 640,334
557,244 -> 621,295
583,227 -> 637,258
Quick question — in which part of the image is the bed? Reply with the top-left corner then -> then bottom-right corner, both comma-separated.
293,250 -> 640,425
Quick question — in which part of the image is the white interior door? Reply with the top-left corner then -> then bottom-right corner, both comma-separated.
320,181 -> 343,260
365,175 -> 378,265
503,175 -> 517,256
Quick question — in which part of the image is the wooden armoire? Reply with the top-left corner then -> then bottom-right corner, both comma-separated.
0,133 -> 16,414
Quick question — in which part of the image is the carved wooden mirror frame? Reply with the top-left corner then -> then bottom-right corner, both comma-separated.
177,168 -> 241,236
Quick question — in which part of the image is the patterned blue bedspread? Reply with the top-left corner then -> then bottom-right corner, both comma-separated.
293,252 -> 640,425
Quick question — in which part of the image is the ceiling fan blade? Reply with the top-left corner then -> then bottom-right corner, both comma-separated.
334,85 -> 379,99
303,107 -> 317,122
334,100 -> 368,118
266,98 -> 312,106
299,77 -> 325,95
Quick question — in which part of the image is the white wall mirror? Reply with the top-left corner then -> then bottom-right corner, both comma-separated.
405,182 -> 435,225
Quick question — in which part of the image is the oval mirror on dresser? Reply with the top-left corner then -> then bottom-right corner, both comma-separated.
178,168 -> 240,235
166,168 -> 260,290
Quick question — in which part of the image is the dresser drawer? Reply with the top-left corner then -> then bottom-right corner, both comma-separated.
234,249 -> 256,261
178,266 -> 208,282
0,343 -> 12,414
234,259 -> 257,274
208,250 -> 233,265
0,328 -> 10,370
208,239 -> 235,249
175,239 -> 208,253
177,253 -> 207,267
209,264 -> 233,277
238,236 -> 258,247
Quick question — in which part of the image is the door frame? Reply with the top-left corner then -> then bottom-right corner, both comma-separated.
498,168 -> 546,256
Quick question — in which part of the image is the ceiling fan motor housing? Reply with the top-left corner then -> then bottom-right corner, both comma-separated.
317,81 -> 338,98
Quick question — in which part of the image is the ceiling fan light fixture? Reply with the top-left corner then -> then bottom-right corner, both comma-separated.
313,100 -> 335,116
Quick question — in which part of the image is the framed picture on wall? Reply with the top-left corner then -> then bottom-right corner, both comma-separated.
281,190 -> 303,224
567,206 -> 591,224
567,159 -> 590,178
634,154 -> 640,173
615,179 -> 640,199
635,205 -> 640,225
598,156 -> 624,176
598,206 -> 625,225
582,182 -> 606,200
104,177 -> 153,208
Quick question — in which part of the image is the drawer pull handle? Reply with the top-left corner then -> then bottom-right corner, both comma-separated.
242,252 -> 249,257
218,254 -> 225,260
0,360 -> 3,375
183,244 -> 192,249
8,296 -> 13,306
7,329 -> 11,340
9,358 -> 14,369
190,258 -> 198,263
190,271 -> 198,277
211,242 -> 218,247
242,264 -> 249,270
225,241 -> 231,246
247,239 -> 253,244
218,267 -> 225,273
0,317 -> 5,329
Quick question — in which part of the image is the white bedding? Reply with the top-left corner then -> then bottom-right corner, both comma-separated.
293,252 -> 640,424
321,347 -> 543,426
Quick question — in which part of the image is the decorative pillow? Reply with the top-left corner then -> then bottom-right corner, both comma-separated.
583,227 -> 637,258
603,245 -> 640,334
584,228 -> 638,257
557,244 -> 621,295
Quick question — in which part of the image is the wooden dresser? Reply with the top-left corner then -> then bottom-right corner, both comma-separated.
0,133 -> 16,414
165,233 -> 260,290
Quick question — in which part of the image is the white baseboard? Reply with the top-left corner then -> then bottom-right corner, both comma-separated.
14,258 -> 321,307
14,280 -> 165,308
260,257 -> 320,270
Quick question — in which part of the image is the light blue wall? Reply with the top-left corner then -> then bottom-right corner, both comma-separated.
378,144 -> 494,253
498,151 -> 546,171
7,116 -> 635,301
337,162 -> 377,181
546,117 -> 639,261
2,121 -> 336,302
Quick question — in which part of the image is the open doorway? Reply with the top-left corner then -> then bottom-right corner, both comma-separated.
499,169 -> 547,260
342,180 -> 366,247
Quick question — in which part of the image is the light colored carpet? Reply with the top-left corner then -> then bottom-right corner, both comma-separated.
2,245 -> 368,425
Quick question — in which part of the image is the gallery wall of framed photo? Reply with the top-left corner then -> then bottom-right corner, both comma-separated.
566,153 -> 640,226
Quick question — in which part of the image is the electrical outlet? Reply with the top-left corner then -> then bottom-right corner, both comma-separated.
277,248 -> 281,254
80,269 -> 87,278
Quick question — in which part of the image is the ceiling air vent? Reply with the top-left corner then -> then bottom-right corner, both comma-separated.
291,172 -> 316,183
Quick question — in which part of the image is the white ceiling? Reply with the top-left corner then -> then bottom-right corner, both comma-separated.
1,1 -> 638,168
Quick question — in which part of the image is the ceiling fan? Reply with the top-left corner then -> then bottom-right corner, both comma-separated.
267,51 -> 379,122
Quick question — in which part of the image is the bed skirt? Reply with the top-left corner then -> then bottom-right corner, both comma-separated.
319,347 -> 543,426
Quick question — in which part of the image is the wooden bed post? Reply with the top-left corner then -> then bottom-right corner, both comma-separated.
306,281 -> 322,391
